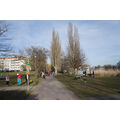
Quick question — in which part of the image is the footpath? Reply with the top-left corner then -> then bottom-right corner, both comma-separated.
27,76 -> 79,100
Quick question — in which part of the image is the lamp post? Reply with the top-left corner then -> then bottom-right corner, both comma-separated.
35,55 -> 37,82
26,56 -> 30,91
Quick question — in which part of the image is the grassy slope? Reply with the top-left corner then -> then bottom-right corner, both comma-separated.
0,71 -> 41,87
56,74 -> 120,99
0,71 -> 41,100
0,90 -> 31,100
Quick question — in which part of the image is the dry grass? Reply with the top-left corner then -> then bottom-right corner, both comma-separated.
94,69 -> 120,77
56,74 -> 120,99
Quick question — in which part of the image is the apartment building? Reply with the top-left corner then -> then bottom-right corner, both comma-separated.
0,56 -> 25,71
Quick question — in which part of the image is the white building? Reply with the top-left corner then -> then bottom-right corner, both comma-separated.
0,56 -> 25,71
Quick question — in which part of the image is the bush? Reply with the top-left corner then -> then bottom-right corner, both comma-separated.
94,69 -> 120,77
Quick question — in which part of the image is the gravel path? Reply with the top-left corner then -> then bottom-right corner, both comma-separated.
27,76 -> 79,100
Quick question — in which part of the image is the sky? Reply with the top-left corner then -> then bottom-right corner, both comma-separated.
3,20 -> 120,66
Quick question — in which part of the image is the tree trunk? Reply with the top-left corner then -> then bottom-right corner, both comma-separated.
55,66 -> 57,75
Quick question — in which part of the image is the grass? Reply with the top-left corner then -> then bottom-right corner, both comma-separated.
94,69 -> 120,77
0,90 -> 31,100
56,74 -> 120,100
0,71 -> 41,87
0,71 -> 41,100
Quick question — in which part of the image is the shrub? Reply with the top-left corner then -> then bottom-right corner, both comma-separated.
94,69 -> 120,77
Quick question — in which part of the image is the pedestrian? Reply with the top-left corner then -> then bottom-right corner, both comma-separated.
89,71 -> 92,77
48,71 -> 50,76
39,72 -> 41,77
52,71 -> 55,77
0,73 -> 2,78
17,73 -> 22,85
5,74 -> 10,85
41,72 -> 45,79
25,74 -> 27,83
84,71 -> 86,77
42,72 -> 46,79
41,72 -> 43,78
43,74 -> 46,79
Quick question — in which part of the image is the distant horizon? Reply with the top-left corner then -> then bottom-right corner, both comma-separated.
1,20 -> 120,66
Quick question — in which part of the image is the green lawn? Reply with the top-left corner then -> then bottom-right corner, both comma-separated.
0,71 -> 41,87
56,74 -> 120,100
0,71 -> 41,100
0,90 -> 31,100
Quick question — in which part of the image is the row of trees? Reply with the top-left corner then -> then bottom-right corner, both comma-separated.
95,61 -> 120,70
51,23 -> 86,74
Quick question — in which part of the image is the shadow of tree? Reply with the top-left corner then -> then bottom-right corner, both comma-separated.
0,90 -> 30,100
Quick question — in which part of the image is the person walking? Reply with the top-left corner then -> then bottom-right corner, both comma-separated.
48,71 -> 50,76
52,71 -> 55,77
43,73 -> 46,79
39,72 -> 41,77
25,74 -> 27,83
84,71 -> 86,77
42,72 -> 45,79
5,74 -> 10,85
41,72 -> 43,78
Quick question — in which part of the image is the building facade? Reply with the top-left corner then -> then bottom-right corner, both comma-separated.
0,56 -> 25,71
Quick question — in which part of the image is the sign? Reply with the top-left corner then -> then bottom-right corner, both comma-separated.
26,71 -> 30,74
26,59 -> 30,65
26,65 -> 31,71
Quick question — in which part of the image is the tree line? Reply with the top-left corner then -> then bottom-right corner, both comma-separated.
95,61 -> 120,70
51,23 -> 86,74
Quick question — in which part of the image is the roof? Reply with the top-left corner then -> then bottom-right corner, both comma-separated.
0,56 -> 26,60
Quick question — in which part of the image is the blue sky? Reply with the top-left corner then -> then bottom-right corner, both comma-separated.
4,20 -> 120,66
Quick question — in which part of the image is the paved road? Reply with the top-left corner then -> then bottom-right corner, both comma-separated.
27,76 -> 79,100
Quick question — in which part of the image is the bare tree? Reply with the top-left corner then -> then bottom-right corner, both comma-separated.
51,29 -> 61,74
0,21 -> 12,57
67,23 -> 85,74
117,61 -> 120,69
25,46 -> 48,72
61,55 -> 70,73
